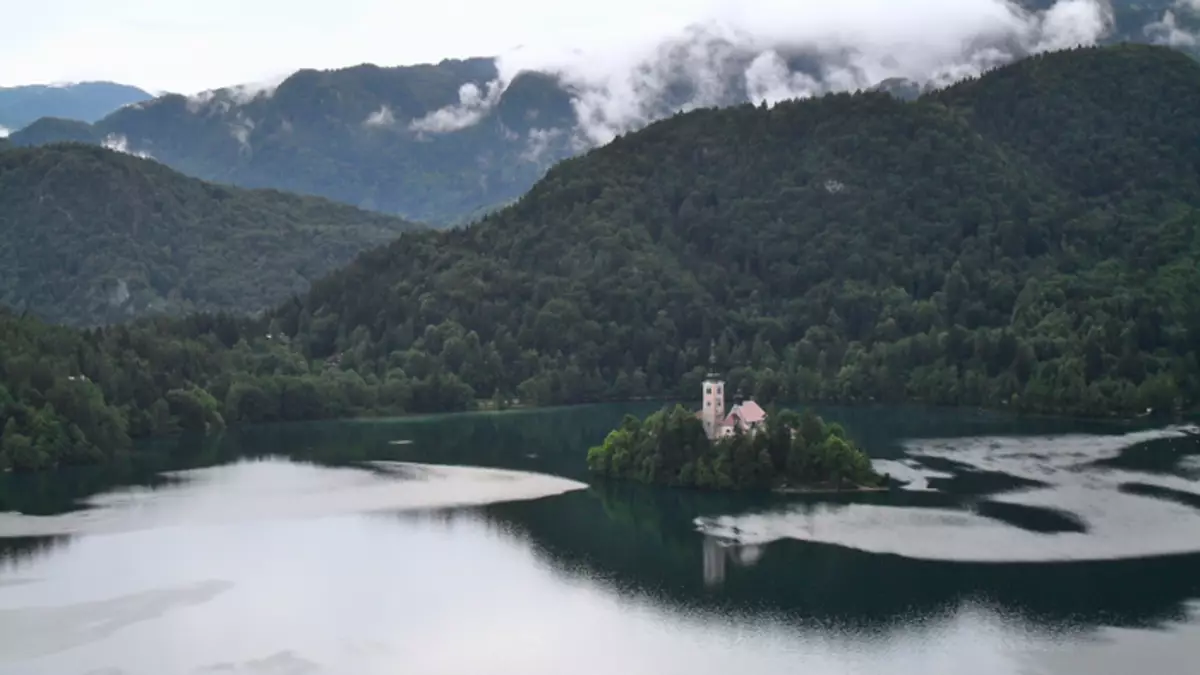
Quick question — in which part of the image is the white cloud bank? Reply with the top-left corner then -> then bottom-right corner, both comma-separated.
26,0 -> 1129,157
405,0 -> 1116,145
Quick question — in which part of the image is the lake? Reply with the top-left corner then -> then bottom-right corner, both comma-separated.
1,403 -> 1198,675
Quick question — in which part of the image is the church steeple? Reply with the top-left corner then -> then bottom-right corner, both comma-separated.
701,339 -> 725,439
706,338 -> 720,379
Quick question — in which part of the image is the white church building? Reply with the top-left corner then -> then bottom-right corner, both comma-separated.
696,368 -> 767,440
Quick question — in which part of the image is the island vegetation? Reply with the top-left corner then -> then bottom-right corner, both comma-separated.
2,45 -> 1200,472
586,405 -> 883,491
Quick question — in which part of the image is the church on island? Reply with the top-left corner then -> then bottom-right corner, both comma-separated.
696,364 -> 767,440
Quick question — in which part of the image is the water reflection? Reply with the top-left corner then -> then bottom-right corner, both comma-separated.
0,404 -> 1196,674
481,482 -> 1200,634
0,536 -> 71,574
697,426 -> 1200,562
700,536 -> 764,587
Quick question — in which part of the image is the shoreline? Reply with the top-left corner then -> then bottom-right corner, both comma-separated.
774,485 -> 891,495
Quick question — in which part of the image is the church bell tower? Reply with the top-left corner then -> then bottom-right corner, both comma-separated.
701,341 -> 724,438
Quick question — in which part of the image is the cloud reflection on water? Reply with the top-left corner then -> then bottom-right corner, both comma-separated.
696,425 -> 1200,562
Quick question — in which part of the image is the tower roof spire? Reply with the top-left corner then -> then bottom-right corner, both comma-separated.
706,338 -> 720,379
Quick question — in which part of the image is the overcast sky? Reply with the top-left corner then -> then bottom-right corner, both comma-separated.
3,0 -> 730,93
3,0 -> 1139,97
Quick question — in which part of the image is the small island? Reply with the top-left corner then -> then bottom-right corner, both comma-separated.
587,367 -> 885,492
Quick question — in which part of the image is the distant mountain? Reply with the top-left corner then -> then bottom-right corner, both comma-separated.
3,44 -> 1200,471
0,82 -> 152,132
10,59 -> 579,226
0,143 -> 419,326
8,2 -> 1199,226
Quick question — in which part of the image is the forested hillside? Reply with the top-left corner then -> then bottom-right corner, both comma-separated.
284,44 -> 1200,418
9,2 -> 1198,227
0,144 -> 419,326
1,44 -> 1198,471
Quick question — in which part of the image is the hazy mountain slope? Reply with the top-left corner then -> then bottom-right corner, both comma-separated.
2,45 -> 1199,471
11,60 -> 578,225
9,2 -> 1199,226
0,144 -> 420,326
0,82 -> 151,131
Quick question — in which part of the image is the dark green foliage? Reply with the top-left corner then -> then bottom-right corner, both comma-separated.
9,117 -> 99,146
3,45 -> 1200,473
0,143 -> 420,326
0,306 -> 482,471
0,82 -> 152,132
268,45 -> 1200,419
586,405 -> 880,490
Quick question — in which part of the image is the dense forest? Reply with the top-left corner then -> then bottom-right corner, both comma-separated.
1,45 -> 1199,471
586,405 -> 881,491
0,143 -> 420,326
282,45 -> 1200,418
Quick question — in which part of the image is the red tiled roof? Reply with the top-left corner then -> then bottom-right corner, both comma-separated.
736,400 -> 766,424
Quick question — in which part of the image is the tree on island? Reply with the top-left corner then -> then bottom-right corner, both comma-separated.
586,405 -> 883,491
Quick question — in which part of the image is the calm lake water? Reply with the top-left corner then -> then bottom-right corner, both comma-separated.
1,403 -> 1199,675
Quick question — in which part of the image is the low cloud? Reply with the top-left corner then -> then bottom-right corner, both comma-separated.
229,115 -> 254,155
185,75 -> 287,114
1146,1 -> 1200,47
490,0 -> 1114,145
101,133 -> 153,159
409,79 -> 506,134
0,125 -> 9,139
363,104 -> 396,127
520,127 -> 568,164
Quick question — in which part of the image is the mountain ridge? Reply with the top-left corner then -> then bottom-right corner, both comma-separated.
0,81 -> 152,132
0,142 -> 421,326
1,43 -> 1198,471
10,2 -> 1198,225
